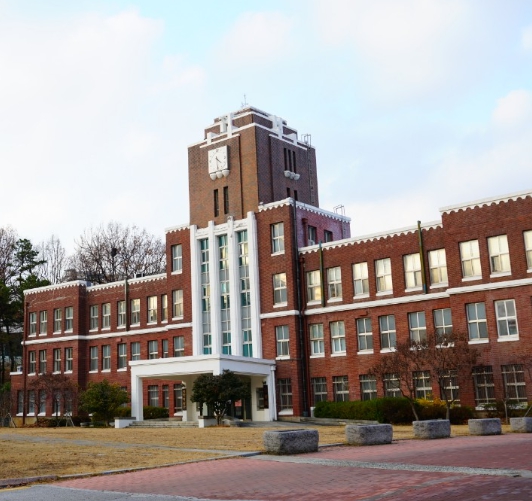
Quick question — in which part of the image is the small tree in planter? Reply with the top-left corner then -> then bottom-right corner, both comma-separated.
191,370 -> 250,425
79,379 -> 129,426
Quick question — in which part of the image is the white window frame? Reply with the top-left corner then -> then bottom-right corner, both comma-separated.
171,244 -> 182,273
65,348 -> 73,372
460,240 -> 481,279
413,370 -> 432,399
383,373 -> 401,398
271,222 -> 285,254
495,299 -> 519,339
89,346 -> 98,372
275,325 -> 290,358
311,377 -> 328,404
172,290 -> 183,319
379,315 -> 396,351
53,309 -> 62,333
102,303 -> 111,329
65,307 -> 73,332
161,294 -> 168,322
356,317 -> 373,353
89,305 -> 99,331
278,378 -> 293,412
117,301 -> 126,328
488,235 -> 511,275
148,340 -> 158,359
352,262 -> 369,297
53,348 -> 61,373
408,311 -> 426,343
29,351 -> 36,374
330,320 -> 346,355
102,344 -> 111,371
428,248 -> 448,287
118,343 -> 127,370
306,270 -> 322,304
433,308 -> 452,337
131,342 -> 141,361
38,350 -> 46,374
360,375 -> 377,401
327,267 -> 342,301
524,230 -> 532,271
333,375 -> 349,402
309,323 -> 324,357
375,258 -> 392,294
273,273 -> 287,306
403,253 -> 422,290
501,364 -> 527,403
39,310 -> 47,335
130,299 -> 140,326
147,296 -> 157,324
466,302 -> 488,342
173,336 -> 184,357
148,385 -> 159,407
472,366 -> 495,408
29,312 -> 37,336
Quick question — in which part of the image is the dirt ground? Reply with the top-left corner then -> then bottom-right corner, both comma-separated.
0,424 -> 512,481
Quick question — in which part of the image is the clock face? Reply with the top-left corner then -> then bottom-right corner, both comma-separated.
208,146 -> 229,179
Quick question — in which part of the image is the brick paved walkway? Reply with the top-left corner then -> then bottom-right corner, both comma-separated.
53,434 -> 532,501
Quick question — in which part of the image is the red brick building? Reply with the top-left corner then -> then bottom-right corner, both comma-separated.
11,106 -> 532,423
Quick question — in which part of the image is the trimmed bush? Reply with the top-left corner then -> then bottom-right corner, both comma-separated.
114,406 -> 132,418
143,406 -> 169,419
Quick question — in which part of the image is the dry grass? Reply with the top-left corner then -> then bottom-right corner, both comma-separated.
0,424 -> 514,481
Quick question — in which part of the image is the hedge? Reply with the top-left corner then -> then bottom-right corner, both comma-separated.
113,406 -> 169,419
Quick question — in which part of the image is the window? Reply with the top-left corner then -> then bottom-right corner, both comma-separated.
161,294 -> 168,322
440,369 -> 459,403
214,188 -> 219,217
148,385 -> 159,407
89,346 -> 98,371
333,376 -> 349,402
53,309 -> 62,333
39,391 -> 46,414
131,342 -> 140,361
408,311 -> 426,343
428,249 -> 448,286
171,244 -> 182,272
223,186 -> 229,215
38,350 -> 46,374
488,235 -> 510,274
353,262 -> 369,297
403,253 -> 422,289
130,299 -> 140,325
524,230 -> 532,270
218,234 -> 231,355
28,390 -> 35,415
277,379 -> 293,411
162,385 -> 170,409
327,267 -> 342,300
102,303 -> 111,329
200,238 -> 211,355
256,388 -> 265,410
308,225 -> 317,245
466,302 -> 488,340
375,258 -> 392,293
39,311 -> 47,335
17,391 -> 23,414
89,305 -> 98,330
472,366 -> 495,407
118,343 -> 127,369
330,321 -> 346,354
173,336 -> 184,357
53,348 -> 61,372
28,351 -> 36,373
65,348 -> 73,372
379,315 -> 396,350
360,375 -> 377,401
29,312 -> 37,335
495,299 -> 518,338
271,223 -> 284,254
147,296 -> 157,323
102,345 -> 111,370
65,307 -> 73,331
309,324 -> 324,356
276,325 -> 290,358
162,339 -> 169,358
324,230 -> 333,243
413,371 -> 432,399
117,301 -> 126,327
383,373 -> 401,398
172,290 -> 183,318
356,318 -> 373,352
311,377 -> 328,405
174,383 -> 183,412
306,270 -> 322,303
433,308 -> 452,338
273,273 -> 287,305
148,340 -> 158,359
460,240 -> 481,278
501,364 -> 527,403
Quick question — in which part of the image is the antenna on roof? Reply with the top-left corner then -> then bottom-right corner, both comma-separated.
241,94 -> 248,108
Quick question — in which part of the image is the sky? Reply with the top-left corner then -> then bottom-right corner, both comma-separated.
1,0 -> 532,253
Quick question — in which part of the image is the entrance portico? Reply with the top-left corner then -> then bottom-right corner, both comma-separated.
130,354 -> 277,422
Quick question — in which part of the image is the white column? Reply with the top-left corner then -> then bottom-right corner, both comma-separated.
267,366 -> 277,421
209,222 -> 221,354
189,225 -> 202,356
228,218 -> 242,356
247,212 -> 262,358
130,371 -> 144,421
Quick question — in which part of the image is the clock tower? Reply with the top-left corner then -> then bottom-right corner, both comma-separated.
188,106 -> 319,228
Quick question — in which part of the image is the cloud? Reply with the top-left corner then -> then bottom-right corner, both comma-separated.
492,89 -> 532,128
523,24 -> 532,51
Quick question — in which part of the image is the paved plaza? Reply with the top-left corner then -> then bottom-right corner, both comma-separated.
2,433 -> 532,500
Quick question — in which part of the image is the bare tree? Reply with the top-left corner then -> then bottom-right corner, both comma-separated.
29,374 -> 79,417
69,222 -> 166,284
36,235 -> 67,284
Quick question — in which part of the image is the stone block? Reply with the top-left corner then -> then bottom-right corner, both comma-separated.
413,419 -> 451,439
263,429 -> 319,455
468,418 -> 502,436
510,417 -> 532,433
345,424 -> 393,445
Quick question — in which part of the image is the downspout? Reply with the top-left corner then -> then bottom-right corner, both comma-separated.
291,201 -> 309,417
22,301 -> 28,426
417,221 -> 427,294
319,242 -> 325,307
125,278 -> 130,331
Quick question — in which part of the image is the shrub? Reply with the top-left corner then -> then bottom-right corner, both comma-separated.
114,407 -> 132,418
143,406 -> 169,419
449,405 -> 474,424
